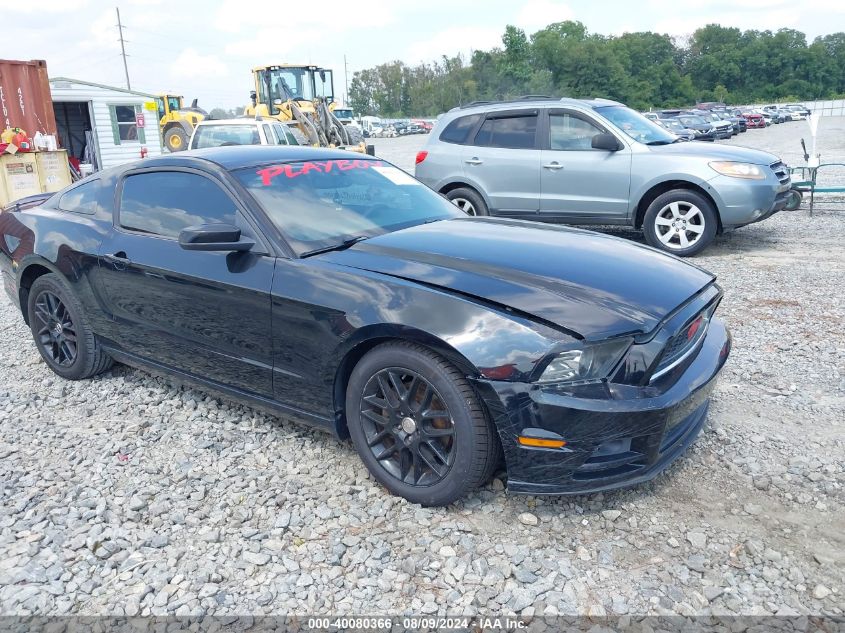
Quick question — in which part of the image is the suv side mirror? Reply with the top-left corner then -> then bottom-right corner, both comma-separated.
179,224 -> 255,252
592,133 -> 623,151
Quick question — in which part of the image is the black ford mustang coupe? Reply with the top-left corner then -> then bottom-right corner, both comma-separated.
0,147 -> 730,506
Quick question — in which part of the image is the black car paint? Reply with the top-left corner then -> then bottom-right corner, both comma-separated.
0,147 -> 731,495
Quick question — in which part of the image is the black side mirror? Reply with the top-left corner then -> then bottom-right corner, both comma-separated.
592,133 -> 622,151
179,224 -> 255,252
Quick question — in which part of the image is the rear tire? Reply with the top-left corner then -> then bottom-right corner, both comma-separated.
165,127 -> 189,152
343,125 -> 364,146
27,274 -> 113,380
445,187 -> 488,217
643,190 -> 718,256
346,342 -> 499,506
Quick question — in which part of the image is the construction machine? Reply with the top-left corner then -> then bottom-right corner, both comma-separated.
157,94 -> 207,152
244,65 -> 370,153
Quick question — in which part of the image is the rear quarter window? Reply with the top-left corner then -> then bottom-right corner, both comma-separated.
438,114 -> 481,144
58,180 -> 102,215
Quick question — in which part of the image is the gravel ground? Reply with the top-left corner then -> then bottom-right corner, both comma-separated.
1,119 -> 843,620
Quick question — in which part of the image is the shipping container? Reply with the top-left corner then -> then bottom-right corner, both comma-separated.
0,59 -> 57,136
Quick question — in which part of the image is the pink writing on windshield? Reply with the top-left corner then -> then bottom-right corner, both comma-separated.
257,160 -> 385,185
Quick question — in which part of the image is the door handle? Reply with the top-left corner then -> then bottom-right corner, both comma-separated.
543,162 -> 564,170
104,252 -> 131,268
464,158 -> 483,165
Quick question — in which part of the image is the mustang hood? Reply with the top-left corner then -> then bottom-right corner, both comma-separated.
323,218 -> 715,339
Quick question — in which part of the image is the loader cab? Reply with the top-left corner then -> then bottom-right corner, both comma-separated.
254,65 -> 335,115
156,94 -> 184,120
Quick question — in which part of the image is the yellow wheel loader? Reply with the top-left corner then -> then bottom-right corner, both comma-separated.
243,65 -> 371,154
157,94 -> 207,152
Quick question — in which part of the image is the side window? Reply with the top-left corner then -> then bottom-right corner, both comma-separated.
58,180 -> 101,215
262,124 -> 277,145
119,172 -> 238,239
439,114 -> 481,144
473,114 -> 537,149
282,126 -> 299,145
549,113 -> 604,150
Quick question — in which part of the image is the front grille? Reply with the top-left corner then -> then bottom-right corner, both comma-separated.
770,161 -> 790,186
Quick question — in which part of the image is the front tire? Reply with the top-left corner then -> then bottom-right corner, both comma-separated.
346,342 -> 499,506
165,127 -> 188,152
445,187 -> 488,217
643,190 -> 718,256
27,274 -> 113,380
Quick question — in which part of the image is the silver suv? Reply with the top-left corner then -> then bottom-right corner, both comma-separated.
415,98 -> 791,256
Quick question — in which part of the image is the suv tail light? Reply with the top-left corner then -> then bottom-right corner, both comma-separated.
415,151 -> 428,165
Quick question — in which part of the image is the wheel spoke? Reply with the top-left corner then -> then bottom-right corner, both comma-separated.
363,393 -> 388,409
655,215 -> 673,226
669,202 -> 681,218
426,440 -> 450,466
376,374 -> 400,408
413,382 -> 434,413
658,230 -> 675,245
411,449 -> 423,484
686,223 -> 705,234
424,426 -> 455,438
681,205 -> 701,220
678,231 -> 690,248
366,428 -> 391,447
417,446 -> 446,479
34,303 -> 51,325
373,444 -> 397,461
361,408 -> 389,428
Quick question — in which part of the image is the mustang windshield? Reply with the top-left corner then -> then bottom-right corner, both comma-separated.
594,105 -> 676,145
236,159 -> 462,256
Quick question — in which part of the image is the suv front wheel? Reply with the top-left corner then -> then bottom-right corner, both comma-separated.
643,190 -> 717,256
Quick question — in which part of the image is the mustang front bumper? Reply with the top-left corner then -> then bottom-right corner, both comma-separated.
473,317 -> 731,495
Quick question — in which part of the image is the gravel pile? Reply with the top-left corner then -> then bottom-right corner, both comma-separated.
1,121 -> 843,619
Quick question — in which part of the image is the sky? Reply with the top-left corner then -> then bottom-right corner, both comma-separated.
1,0 -> 843,110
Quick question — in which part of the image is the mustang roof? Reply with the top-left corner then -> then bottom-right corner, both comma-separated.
134,146 -> 373,171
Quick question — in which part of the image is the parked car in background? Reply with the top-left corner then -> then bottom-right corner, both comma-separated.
674,114 -> 717,141
416,97 -> 791,256
785,104 -> 809,120
742,112 -> 766,129
762,106 -> 789,123
695,111 -> 734,138
0,146 -> 732,505
718,110 -> 747,133
189,118 -> 300,150
753,110 -> 773,126
656,117 -> 695,141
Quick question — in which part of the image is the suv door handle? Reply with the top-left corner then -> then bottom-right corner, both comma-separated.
464,158 -> 483,165
543,162 -> 564,170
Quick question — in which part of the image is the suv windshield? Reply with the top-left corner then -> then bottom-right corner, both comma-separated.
236,159 -> 462,256
594,105 -> 675,145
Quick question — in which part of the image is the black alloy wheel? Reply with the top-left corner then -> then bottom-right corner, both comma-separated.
346,342 -> 499,506
360,368 -> 456,486
26,273 -> 113,380
32,290 -> 78,367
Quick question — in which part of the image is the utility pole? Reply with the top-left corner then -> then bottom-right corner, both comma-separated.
116,7 -> 131,90
344,55 -> 349,105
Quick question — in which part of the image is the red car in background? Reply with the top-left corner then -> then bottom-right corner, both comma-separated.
742,113 -> 766,128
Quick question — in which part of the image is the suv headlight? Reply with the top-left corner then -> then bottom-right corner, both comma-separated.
537,338 -> 632,384
709,161 -> 766,180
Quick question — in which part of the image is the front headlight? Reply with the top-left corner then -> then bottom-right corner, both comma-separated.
537,338 -> 632,384
709,161 -> 766,180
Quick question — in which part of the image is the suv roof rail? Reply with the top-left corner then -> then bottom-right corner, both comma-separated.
457,96 -> 564,110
